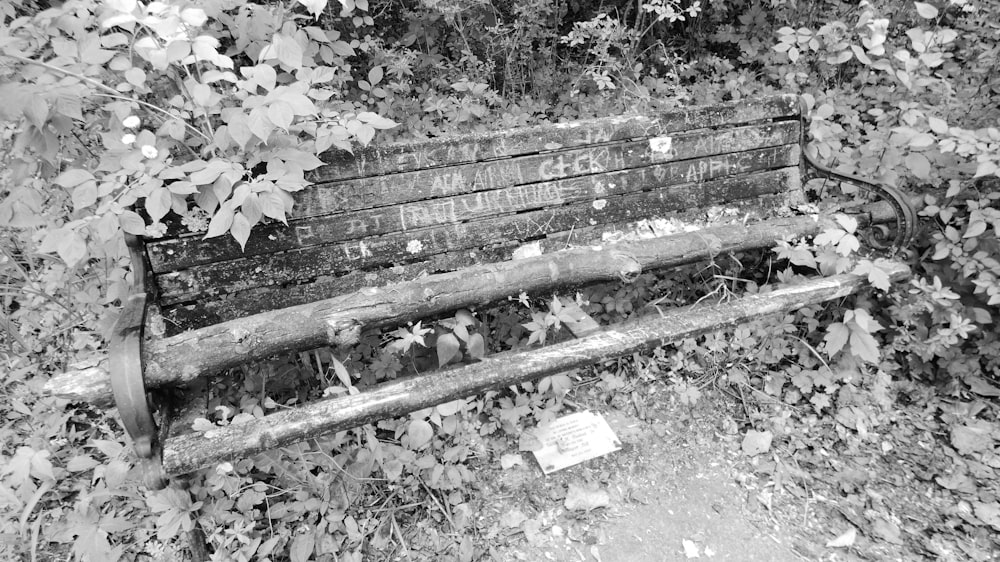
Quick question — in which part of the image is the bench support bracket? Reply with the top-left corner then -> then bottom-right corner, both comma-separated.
110,235 -> 167,489
799,99 -> 917,252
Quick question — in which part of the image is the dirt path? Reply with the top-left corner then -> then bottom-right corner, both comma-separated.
479,387 -> 812,561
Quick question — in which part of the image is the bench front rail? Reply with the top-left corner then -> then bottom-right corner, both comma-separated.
45,95 -> 915,488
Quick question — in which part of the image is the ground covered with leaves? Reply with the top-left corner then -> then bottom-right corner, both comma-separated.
3,0 -> 1000,560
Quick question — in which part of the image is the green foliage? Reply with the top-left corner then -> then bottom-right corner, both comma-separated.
3,0 -> 1000,559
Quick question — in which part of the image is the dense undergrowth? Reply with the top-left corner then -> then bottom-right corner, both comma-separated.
1,0 -> 999,560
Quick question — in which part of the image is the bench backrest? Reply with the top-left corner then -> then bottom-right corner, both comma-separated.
146,94 -> 804,334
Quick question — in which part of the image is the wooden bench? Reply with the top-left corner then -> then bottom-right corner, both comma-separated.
46,94 -> 915,488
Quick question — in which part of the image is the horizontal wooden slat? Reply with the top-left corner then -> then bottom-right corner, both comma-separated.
44,196 -> 922,405
159,261 -> 910,476
159,191 -> 799,332
155,156 -> 800,303
146,121 -> 801,272
309,94 -> 800,182
295,120 -> 800,218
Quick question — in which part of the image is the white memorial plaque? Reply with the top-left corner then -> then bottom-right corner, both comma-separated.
530,411 -> 621,474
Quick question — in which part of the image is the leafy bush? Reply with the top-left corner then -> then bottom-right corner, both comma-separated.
2,0 -> 999,559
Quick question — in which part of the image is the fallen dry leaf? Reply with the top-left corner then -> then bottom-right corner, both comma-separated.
826,527 -> 857,548
741,430 -> 772,456
564,482 -> 610,511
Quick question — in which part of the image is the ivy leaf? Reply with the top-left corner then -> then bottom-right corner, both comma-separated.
824,322 -> 850,356
230,211 -> 252,250
814,228 -> 846,247
436,332 -> 461,366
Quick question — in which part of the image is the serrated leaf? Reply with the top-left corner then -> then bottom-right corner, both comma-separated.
848,329 -> 880,363
853,260 -> 892,291
825,322 -> 850,356
436,332 -> 461,366
914,1 -> 938,18
836,233 -> 860,257
834,213 -> 858,233
814,228 -> 846,247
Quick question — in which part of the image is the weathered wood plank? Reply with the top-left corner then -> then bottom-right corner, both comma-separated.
159,191 -> 799,332
294,120 -> 800,218
47,210 -> 861,405
309,94 -> 799,182
146,125 -> 801,273
160,262 -> 910,475
155,160 -> 800,303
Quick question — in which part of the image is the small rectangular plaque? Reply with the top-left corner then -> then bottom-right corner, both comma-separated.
531,411 -> 621,474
